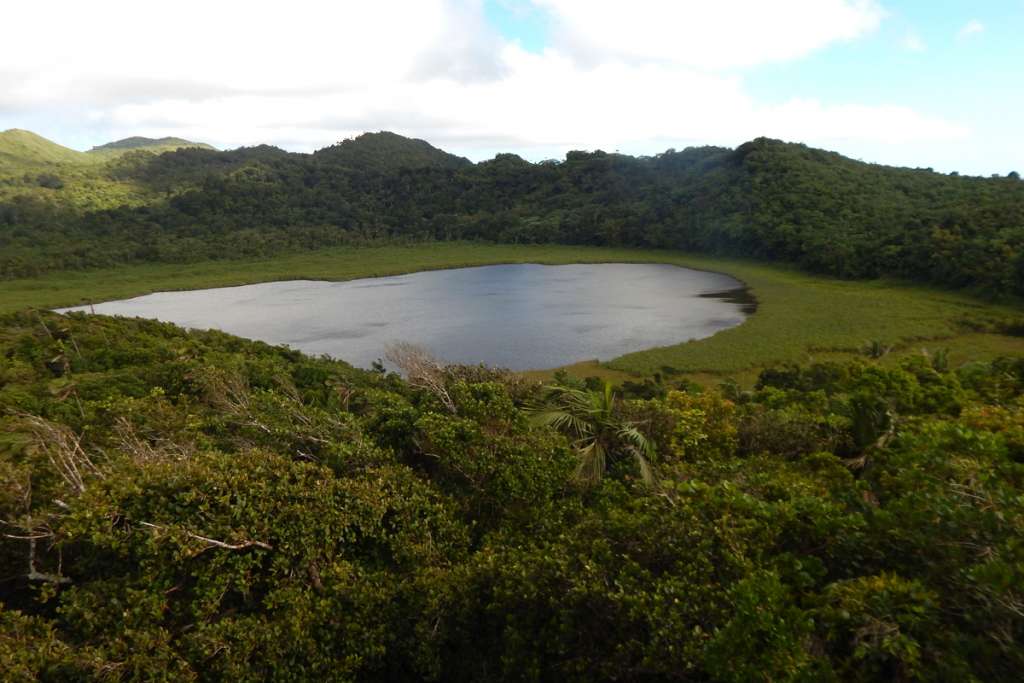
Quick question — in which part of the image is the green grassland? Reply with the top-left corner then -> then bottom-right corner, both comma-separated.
4,243 -> 1022,382
0,129 -> 96,167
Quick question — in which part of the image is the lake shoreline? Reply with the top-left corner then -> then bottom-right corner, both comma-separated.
59,262 -> 752,372
6,243 -> 1023,383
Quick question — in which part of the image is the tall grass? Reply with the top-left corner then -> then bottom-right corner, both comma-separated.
2,242 -> 1021,376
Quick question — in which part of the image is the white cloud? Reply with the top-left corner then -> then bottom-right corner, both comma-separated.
532,0 -> 886,69
0,0 -> 969,167
95,44 -> 967,158
957,19 -> 985,40
756,100 -> 967,146
901,31 -> 927,52
0,0 -> 488,107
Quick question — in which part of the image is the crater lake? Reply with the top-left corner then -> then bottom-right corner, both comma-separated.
59,263 -> 754,370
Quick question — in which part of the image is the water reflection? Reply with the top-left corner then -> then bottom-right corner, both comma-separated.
59,263 -> 754,370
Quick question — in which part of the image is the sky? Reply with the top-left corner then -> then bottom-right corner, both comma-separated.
1,0 -> 1020,175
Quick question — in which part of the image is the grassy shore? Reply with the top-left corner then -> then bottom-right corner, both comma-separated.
3,243 -> 1022,381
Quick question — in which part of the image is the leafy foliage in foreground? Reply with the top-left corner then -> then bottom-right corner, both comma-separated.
2,132 -> 1023,297
1,312 -> 1022,680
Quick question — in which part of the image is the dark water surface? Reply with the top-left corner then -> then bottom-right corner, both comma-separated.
59,263 -> 752,370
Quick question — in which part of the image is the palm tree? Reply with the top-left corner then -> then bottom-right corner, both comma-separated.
530,382 -> 656,487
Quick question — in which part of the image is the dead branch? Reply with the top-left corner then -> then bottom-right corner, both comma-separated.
274,373 -> 302,403
2,530 -> 54,540
203,369 -> 255,414
0,466 -> 69,584
34,310 -> 54,339
50,381 -> 85,419
19,414 -> 99,495
331,382 -> 354,411
138,522 -> 272,551
200,370 -> 279,439
113,417 -> 194,463
385,342 -> 457,414
26,536 -> 70,584
66,330 -> 82,358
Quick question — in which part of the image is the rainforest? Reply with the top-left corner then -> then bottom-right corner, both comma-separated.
2,128 -> 1024,681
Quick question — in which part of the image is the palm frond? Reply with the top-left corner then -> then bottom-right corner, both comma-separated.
532,382 -> 657,490
630,447 -> 657,486
536,385 -> 595,411
530,409 -> 592,439
575,441 -> 607,486
617,424 -> 655,459
590,381 -> 613,416
619,425 -> 657,486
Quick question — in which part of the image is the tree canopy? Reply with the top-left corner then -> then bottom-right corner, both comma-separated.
2,132 -> 1023,298
2,312 -> 1023,679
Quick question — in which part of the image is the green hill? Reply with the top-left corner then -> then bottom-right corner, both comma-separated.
0,129 -> 90,168
89,136 -> 214,156
0,131 -> 218,210
313,130 -> 471,171
0,130 -> 214,171
2,129 -> 1023,296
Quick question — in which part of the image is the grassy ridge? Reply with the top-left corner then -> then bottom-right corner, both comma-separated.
2,243 -> 1021,378
0,129 -> 93,167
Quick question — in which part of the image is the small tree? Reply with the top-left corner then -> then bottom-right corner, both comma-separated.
530,382 -> 656,487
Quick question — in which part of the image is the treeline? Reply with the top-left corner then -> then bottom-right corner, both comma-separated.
2,312 -> 1022,679
2,134 -> 1024,295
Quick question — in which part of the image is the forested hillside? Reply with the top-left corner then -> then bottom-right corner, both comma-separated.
0,130 -> 211,169
2,311 -> 1023,679
312,131 -> 472,171
2,131 -> 1023,296
0,129 -> 213,213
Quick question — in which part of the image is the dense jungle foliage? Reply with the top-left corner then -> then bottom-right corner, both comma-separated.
2,131 -> 1024,296
2,311 -> 1023,680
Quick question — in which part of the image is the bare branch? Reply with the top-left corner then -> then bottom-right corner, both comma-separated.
113,417 -> 194,463
18,414 -> 99,495
34,310 -> 54,339
3,531 -> 54,540
26,536 -> 70,584
138,522 -> 272,551
203,369 -> 254,414
385,342 -> 457,414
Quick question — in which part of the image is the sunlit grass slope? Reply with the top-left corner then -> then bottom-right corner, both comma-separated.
0,129 -> 93,167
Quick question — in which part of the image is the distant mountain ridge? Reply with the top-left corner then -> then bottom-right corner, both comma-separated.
313,131 -> 471,171
2,127 -> 1023,296
89,136 -> 214,152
